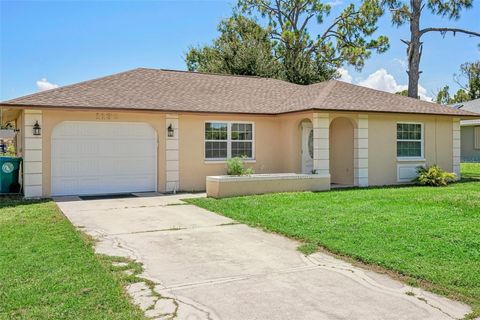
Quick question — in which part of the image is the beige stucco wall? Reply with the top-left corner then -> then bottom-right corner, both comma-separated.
329,117 -> 354,185
368,114 -> 453,186
179,113 -> 284,191
277,112 -> 313,173
13,107 -> 458,196
40,109 -> 167,197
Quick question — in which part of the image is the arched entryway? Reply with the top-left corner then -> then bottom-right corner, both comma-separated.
329,117 -> 354,185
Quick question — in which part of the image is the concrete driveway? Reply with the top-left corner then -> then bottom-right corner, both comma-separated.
56,193 -> 470,320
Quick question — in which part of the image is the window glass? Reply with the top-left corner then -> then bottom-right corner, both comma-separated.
205,122 -> 254,160
308,129 -> 314,159
205,122 -> 227,140
397,123 -> 422,158
231,123 -> 253,140
232,141 -> 252,158
205,141 -> 228,159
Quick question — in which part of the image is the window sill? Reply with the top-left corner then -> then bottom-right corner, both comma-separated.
204,159 -> 256,164
396,158 -> 426,162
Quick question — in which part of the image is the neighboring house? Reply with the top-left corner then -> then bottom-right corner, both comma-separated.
451,98 -> 480,162
0,129 -> 16,154
0,68 -> 479,198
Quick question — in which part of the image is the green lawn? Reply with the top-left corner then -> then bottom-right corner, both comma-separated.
461,163 -> 480,180
0,199 -> 145,320
187,163 -> 480,317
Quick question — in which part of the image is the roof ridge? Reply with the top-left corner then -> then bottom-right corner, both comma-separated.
138,67 -> 305,84
310,80 -> 338,108
1,68 -> 145,104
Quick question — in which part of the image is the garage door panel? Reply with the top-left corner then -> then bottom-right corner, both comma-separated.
54,178 -> 79,196
53,140 -> 100,157
51,159 -> 86,177
108,176 -> 154,191
52,122 -> 157,196
107,158 -> 156,175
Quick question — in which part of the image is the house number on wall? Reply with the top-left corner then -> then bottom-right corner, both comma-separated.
95,113 -> 118,120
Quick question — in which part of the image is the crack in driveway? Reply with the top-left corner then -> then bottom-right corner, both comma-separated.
108,222 -> 242,237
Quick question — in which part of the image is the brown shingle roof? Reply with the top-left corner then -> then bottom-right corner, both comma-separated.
1,68 -> 479,117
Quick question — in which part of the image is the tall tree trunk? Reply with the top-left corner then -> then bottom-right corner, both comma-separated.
407,0 -> 422,99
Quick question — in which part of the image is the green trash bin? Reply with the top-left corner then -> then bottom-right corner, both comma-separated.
0,157 -> 22,193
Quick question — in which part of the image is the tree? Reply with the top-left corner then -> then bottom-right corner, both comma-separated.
454,60 -> 480,100
395,89 -> 408,96
382,0 -> 480,98
452,88 -> 470,102
435,60 -> 480,104
435,86 -> 469,104
238,0 -> 389,84
187,0 -> 389,85
435,85 -> 452,104
186,15 -> 280,78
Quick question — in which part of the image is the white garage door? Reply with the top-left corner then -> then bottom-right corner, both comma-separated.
52,121 -> 157,196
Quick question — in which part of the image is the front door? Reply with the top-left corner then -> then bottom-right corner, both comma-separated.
302,123 -> 314,174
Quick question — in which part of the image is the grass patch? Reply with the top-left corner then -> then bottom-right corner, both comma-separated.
0,197 -> 145,320
297,243 -> 318,255
187,163 -> 480,317
461,163 -> 480,180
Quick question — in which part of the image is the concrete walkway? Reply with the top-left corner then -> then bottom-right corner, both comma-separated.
56,193 -> 470,320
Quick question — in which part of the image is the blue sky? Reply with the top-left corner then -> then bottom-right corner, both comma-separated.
1,0 -> 479,101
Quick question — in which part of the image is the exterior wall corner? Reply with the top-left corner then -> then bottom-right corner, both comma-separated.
452,118 -> 461,180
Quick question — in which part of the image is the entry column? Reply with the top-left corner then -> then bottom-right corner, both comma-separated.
165,114 -> 179,192
23,110 -> 43,198
312,113 -> 329,176
355,114 -> 369,187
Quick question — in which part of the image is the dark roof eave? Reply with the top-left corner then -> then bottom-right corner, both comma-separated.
1,102 -> 479,119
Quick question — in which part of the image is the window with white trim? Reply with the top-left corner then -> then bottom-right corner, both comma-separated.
474,127 -> 480,149
205,122 -> 253,160
397,123 -> 423,158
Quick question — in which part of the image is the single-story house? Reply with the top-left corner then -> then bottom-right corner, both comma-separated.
0,68 -> 479,198
450,98 -> 480,162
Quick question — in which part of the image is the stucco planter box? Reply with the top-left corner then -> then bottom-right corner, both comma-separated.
206,173 -> 331,198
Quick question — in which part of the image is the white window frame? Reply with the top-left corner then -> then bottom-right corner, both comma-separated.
396,122 -> 424,160
204,122 -> 229,161
474,126 -> 480,150
204,121 -> 255,162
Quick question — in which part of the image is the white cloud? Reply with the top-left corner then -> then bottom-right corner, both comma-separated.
36,78 -> 59,91
357,68 -> 432,101
358,68 -> 399,92
337,67 -> 352,83
393,58 -> 408,70
326,0 -> 343,7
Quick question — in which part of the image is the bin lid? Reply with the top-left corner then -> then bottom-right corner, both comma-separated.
0,156 -> 22,162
